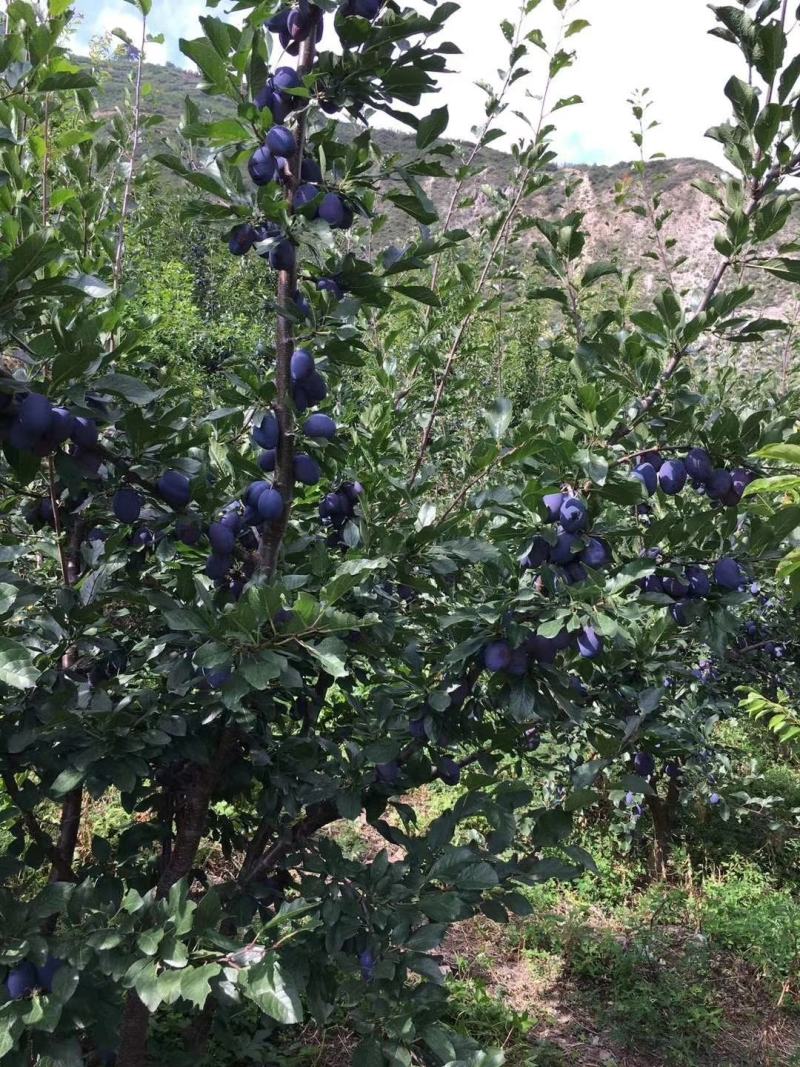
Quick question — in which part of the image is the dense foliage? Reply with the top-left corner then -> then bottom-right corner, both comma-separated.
0,1 -> 799,1065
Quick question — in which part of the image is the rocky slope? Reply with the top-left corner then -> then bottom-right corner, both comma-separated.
95,57 -> 797,349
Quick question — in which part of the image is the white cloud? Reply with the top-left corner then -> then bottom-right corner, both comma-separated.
429,0 -> 749,167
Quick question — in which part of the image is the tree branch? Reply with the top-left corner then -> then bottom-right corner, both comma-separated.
259,25 -> 320,578
1,770 -> 76,881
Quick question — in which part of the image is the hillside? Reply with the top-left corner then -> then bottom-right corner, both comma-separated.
92,56 -> 795,325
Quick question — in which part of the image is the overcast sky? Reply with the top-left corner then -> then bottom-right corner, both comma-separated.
71,0 -> 751,168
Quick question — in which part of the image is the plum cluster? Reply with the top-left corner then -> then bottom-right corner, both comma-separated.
294,180 -> 354,230
520,491 -> 612,586
319,480 -> 364,547
255,65 -> 304,124
267,3 -> 324,55
639,556 -> 749,625
0,389 -> 101,471
482,622 -> 603,680
633,448 -> 755,507
739,617 -> 789,660
247,127 -> 353,235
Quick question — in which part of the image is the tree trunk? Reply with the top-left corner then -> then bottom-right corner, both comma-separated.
116,733 -> 234,1067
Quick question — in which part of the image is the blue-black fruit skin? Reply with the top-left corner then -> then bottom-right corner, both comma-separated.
506,648 -> 530,677
521,534 -> 550,569
175,520 -> 201,546
685,447 -> 713,482
205,553 -> 233,580
686,565 -> 710,598
714,557 -> 744,591
354,0 -> 381,16
158,470 -> 191,509
228,224 -> 256,255
208,522 -> 236,555
577,626 -> 603,659
291,349 -> 315,382
113,488 -> 142,524
248,145 -> 277,185
437,757 -> 461,786
639,450 -> 663,471
317,277 -> 344,300
258,488 -> 285,522
707,469 -> 732,500
292,384 -> 309,412
70,416 -> 98,449
267,7 -> 289,31
658,459 -> 687,495
550,531 -> 579,565
294,453 -> 321,486
304,413 -> 336,440
245,480 -> 269,506
301,158 -> 323,182
559,496 -> 588,533
483,640 -> 512,672
259,449 -> 277,472
130,527 -> 154,548
36,956 -> 63,993
18,393 -> 52,435
272,65 -> 302,91
318,192 -> 347,228
220,511 -> 242,533
266,125 -> 296,157
633,462 -> 657,496
582,537 -> 611,568
269,239 -> 295,272
304,371 -> 327,405
633,751 -> 655,777
253,414 -> 279,450
49,407 -> 75,444
6,962 -> 37,1000
294,184 -> 320,212
204,667 -> 232,690
525,634 -> 557,665
376,761 -> 400,785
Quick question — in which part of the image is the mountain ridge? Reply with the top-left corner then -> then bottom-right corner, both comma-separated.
92,56 -> 794,333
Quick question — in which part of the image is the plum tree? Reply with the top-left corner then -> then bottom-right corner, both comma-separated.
1,2 -> 798,1065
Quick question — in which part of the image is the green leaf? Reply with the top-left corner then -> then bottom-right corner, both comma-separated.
565,18 -> 590,36
323,558 -> 388,605
37,72 -> 97,91
482,398 -> 513,441
0,583 -> 17,615
180,964 -> 221,1010
416,105 -> 449,148
93,373 -> 158,406
240,650 -> 284,690
239,953 -> 303,1024
51,767 -> 84,796
754,443 -> 800,464
179,36 -> 231,91
725,74 -> 759,127
0,639 -> 40,689
305,637 -> 348,679
391,284 -> 441,306
405,923 -> 447,951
